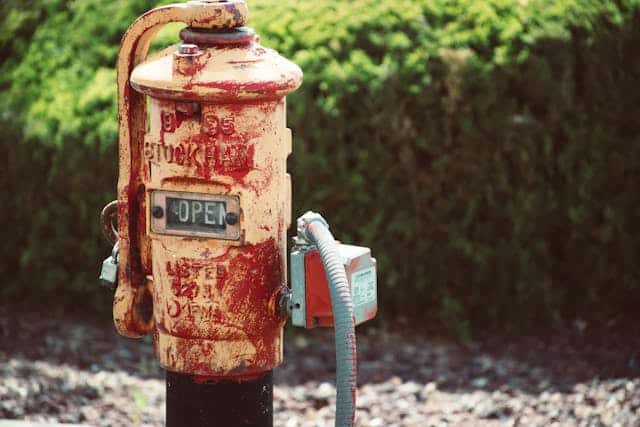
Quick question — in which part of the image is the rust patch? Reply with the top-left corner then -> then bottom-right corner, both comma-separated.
154,239 -> 284,377
114,0 -> 298,379
160,176 -> 233,192
188,78 -> 299,99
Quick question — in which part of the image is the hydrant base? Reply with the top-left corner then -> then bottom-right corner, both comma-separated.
166,370 -> 273,427
155,330 -> 282,378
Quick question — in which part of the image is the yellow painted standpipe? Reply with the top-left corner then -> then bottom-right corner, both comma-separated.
110,1 -> 301,426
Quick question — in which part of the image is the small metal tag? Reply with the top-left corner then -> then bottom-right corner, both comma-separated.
149,190 -> 241,240
351,267 -> 377,308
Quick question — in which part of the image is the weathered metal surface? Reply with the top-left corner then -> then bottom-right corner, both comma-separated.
130,42 -> 302,102
114,0 -> 302,379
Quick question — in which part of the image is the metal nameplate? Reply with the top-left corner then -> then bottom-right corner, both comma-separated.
150,190 -> 241,240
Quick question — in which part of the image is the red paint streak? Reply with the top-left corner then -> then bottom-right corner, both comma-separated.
189,78 -> 299,99
161,239 -> 284,378
174,110 -> 187,128
124,184 -> 147,280
161,176 -> 233,193
118,34 -> 149,293
181,100 -> 281,189
130,83 -> 288,103
159,117 -> 167,147
176,53 -> 207,77
214,142 -> 255,181
305,250 -> 335,329
215,265 -> 227,291
225,238 -> 283,373
188,131 -> 256,182
172,281 -> 198,299
167,300 -> 181,318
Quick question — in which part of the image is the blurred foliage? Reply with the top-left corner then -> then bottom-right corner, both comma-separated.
1,0 -> 639,335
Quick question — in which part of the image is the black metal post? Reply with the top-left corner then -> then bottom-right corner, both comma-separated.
165,370 -> 273,427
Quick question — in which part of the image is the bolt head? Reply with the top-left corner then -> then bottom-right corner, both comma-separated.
152,206 -> 164,219
225,212 -> 239,225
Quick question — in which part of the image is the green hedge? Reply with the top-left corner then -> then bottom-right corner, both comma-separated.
2,0 -> 639,335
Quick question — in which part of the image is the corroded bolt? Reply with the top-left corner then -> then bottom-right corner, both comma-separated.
152,206 -> 164,219
225,212 -> 239,225
186,0 -> 248,29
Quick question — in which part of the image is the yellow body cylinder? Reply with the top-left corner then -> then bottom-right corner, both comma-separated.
113,0 -> 301,379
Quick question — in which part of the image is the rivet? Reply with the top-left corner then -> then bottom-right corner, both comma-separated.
225,212 -> 239,225
152,206 -> 165,219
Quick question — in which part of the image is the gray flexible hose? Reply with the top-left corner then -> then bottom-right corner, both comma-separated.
305,220 -> 357,427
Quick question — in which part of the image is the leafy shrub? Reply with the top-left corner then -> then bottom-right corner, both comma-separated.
2,0 -> 639,334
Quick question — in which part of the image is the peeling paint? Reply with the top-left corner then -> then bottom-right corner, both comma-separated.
114,0 -> 301,379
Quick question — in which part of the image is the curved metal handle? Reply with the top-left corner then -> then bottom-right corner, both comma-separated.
100,200 -> 119,245
114,1 -> 248,338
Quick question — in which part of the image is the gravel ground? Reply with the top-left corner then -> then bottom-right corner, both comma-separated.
1,311 -> 640,426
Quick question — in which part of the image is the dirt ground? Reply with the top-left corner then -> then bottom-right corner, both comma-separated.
1,310 -> 639,427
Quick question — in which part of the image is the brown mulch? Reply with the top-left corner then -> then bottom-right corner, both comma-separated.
1,311 -> 639,426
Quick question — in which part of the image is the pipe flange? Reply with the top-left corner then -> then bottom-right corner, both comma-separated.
180,26 -> 255,46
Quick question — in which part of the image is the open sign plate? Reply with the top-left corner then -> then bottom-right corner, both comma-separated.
150,190 -> 241,240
